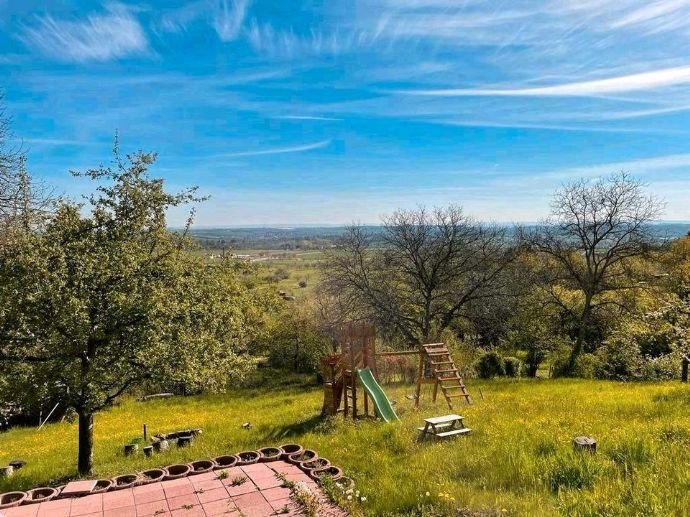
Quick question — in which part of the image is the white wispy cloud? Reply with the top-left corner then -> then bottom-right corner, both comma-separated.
274,115 -> 343,121
156,0 -> 208,34
560,153 -> 690,179
218,139 -> 331,158
11,137 -> 97,146
20,3 -> 148,62
393,65 -> 690,98
214,0 -> 251,41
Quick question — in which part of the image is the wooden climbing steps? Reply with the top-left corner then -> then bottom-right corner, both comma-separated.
420,343 -> 472,409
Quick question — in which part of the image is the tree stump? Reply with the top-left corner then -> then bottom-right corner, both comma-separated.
573,436 -> 596,452
143,446 -> 153,457
0,465 -> 13,478
123,444 -> 138,456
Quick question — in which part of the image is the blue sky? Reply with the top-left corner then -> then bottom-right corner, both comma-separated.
2,0 -> 690,226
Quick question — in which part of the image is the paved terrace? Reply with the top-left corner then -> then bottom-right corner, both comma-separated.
0,461 -> 346,517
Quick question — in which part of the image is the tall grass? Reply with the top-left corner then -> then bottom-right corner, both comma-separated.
1,373 -> 690,515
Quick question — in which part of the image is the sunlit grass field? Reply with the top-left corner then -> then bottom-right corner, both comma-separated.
2,373 -> 690,516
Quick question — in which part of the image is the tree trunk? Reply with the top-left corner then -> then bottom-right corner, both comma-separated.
77,409 -> 94,476
568,297 -> 592,374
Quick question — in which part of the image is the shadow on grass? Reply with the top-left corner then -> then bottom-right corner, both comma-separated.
265,414 -> 334,441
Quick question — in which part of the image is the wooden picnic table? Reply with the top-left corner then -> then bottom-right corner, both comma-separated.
418,414 -> 471,439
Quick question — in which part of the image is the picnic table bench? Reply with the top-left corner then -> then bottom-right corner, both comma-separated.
418,414 -> 471,440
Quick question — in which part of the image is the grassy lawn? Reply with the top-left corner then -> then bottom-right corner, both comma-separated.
2,373 -> 690,516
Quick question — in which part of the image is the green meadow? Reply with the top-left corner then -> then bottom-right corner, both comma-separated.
2,373 -> 690,516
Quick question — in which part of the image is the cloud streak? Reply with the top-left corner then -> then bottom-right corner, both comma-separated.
394,65 -> 690,98
218,139 -> 331,158
20,3 -> 148,62
274,115 -> 343,121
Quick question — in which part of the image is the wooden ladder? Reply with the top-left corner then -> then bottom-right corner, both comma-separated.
422,343 -> 472,408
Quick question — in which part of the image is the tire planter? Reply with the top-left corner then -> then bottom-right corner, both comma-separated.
0,492 -> 27,509
123,444 -> 138,456
334,476 -> 355,491
138,469 -> 165,485
9,459 -> 26,470
155,429 -> 202,441
164,464 -> 191,480
213,455 -> 238,469
236,451 -> 260,465
152,439 -> 169,452
25,487 -> 59,504
188,460 -> 215,475
177,436 -> 193,448
257,447 -> 281,462
311,466 -> 343,482
92,480 -> 113,493
286,449 -> 317,465
111,474 -> 139,491
278,443 -> 304,459
300,458 -> 330,474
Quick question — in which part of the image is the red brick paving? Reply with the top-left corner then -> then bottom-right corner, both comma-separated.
0,461 -> 346,517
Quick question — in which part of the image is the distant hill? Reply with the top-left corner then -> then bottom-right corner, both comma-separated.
185,222 -> 690,251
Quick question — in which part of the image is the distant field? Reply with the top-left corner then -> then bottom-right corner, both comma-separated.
2,373 -> 690,516
199,248 -> 327,299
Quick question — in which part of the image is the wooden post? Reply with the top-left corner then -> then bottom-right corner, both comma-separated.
415,346 -> 424,409
143,423 -> 147,442
682,356 -> 689,382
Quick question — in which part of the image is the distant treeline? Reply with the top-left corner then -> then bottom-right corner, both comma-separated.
185,223 -> 690,251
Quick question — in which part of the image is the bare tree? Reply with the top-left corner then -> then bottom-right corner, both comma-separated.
322,205 -> 518,345
521,172 -> 664,373
0,93 -> 53,233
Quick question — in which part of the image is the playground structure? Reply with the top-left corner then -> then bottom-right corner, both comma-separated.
321,322 -> 472,420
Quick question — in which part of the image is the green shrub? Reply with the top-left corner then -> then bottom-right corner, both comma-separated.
262,307 -> 331,374
551,352 -> 599,379
503,356 -> 522,377
594,338 -> 642,380
475,351 -> 505,378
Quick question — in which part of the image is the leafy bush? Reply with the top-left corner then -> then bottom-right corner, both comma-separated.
475,351 -> 505,378
503,356 -> 522,377
262,306 -> 331,374
594,338 -> 643,380
551,351 -> 599,379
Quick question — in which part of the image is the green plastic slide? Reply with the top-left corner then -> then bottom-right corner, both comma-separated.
356,367 -> 400,423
